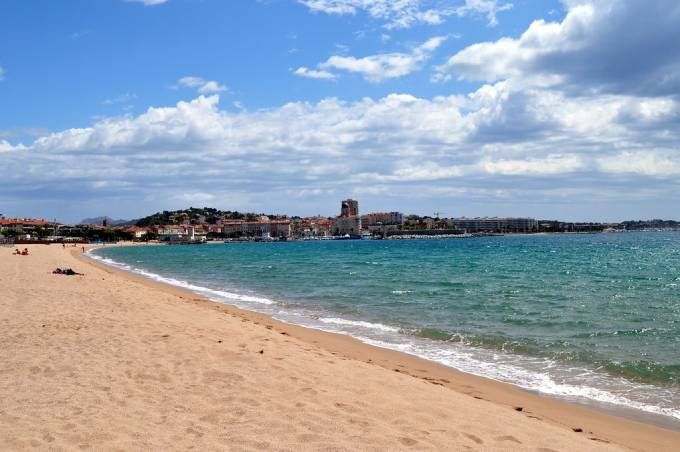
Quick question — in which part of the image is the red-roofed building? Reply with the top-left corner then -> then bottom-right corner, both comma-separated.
0,218 -> 58,237
296,216 -> 332,238
116,226 -> 149,240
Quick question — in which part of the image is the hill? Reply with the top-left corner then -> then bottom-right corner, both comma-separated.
134,207 -> 280,227
79,216 -> 132,226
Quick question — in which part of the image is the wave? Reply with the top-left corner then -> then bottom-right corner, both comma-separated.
572,327 -> 671,339
413,327 -> 680,385
87,251 -> 275,305
603,360 -> 680,385
359,336 -> 680,422
317,317 -> 400,333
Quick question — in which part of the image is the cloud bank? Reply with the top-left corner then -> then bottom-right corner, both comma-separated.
3,0 -> 680,221
2,82 -> 679,220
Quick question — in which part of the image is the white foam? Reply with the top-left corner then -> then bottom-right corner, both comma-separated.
88,251 -> 275,305
318,317 -> 400,333
359,337 -> 680,421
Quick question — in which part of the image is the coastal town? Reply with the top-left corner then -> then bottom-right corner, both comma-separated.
1,199 -> 678,245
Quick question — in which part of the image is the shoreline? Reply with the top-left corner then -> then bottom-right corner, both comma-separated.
85,242 -> 680,429
78,244 -> 680,450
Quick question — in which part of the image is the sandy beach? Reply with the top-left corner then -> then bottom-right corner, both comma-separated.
1,244 -> 679,451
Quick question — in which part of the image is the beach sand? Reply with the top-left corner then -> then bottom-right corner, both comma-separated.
1,244 -> 679,451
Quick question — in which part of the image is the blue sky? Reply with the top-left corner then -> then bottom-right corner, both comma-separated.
1,0 -> 679,223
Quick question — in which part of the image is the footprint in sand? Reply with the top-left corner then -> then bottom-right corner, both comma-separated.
198,414 -> 220,425
41,431 -> 55,443
185,427 -> 204,438
202,370 -> 244,384
589,437 -> 610,443
333,402 -> 354,411
398,437 -> 418,446
463,433 -> 483,444
296,434 -> 318,443
349,418 -> 371,428
495,435 -> 522,444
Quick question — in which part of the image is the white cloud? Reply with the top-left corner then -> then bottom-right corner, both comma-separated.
1,140 -> 22,152
196,80 -> 227,94
174,192 -> 217,203
392,161 -> 465,180
454,0 -> 512,27
126,0 -> 168,5
294,67 -> 337,80
480,155 -> 584,175
434,1 -> 680,96
434,3 -> 596,84
300,36 -> 446,82
597,151 -> 680,177
3,87 -> 678,208
297,0 -> 512,29
103,92 -> 137,105
176,76 -> 228,94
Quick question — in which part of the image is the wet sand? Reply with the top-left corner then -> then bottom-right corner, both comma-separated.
1,244 -> 678,450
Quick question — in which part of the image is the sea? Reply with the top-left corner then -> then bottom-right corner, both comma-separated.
90,232 -> 680,426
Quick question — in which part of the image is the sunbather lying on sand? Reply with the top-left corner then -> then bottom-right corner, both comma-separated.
52,268 -> 85,276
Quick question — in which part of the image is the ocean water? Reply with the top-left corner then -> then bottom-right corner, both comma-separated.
91,233 -> 680,424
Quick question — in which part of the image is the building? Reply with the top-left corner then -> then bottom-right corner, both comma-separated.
332,199 -> 361,236
340,199 -> 358,217
154,225 -> 208,242
295,216 -> 333,238
451,217 -> 538,233
156,225 -> 188,241
118,226 -> 148,240
361,212 -> 404,228
0,218 -> 58,238
222,220 -> 291,239
205,224 -> 224,235
332,216 -> 362,236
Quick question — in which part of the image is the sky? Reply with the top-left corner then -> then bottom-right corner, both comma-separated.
1,0 -> 680,223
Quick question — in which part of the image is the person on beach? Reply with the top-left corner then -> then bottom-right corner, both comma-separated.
21,248 -> 29,256
52,268 -> 85,276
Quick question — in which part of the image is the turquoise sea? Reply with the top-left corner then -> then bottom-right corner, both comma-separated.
92,232 -> 680,424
